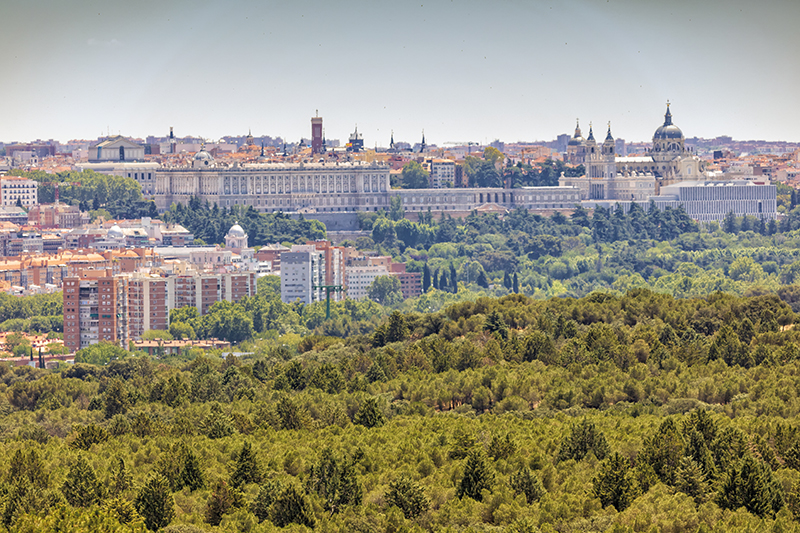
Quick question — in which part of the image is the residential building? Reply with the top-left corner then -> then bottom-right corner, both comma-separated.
426,158 -> 456,188
28,203 -> 83,228
0,176 -> 38,209
280,245 -> 324,304
307,240 -> 345,301
63,269 -> 129,352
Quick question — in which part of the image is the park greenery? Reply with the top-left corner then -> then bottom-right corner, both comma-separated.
161,199 -> 327,247
4,290 -> 800,531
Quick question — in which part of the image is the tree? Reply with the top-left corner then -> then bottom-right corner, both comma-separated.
309,448 -> 362,513
401,161 -> 430,189
367,275 -> 402,305
510,467 -> 546,504
423,264 -> 432,292
354,396 -> 386,428
389,195 -> 405,221
457,448 -> 493,501
104,378 -> 130,419
61,455 -> 105,507
230,441 -> 262,488
135,473 -> 175,532
717,454 -> 783,518
512,272 -> 520,293
557,418 -> 610,462
386,475 -> 429,519
385,310 -> 409,343
593,453 -> 640,511
272,484 -> 316,528
204,480 -> 245,526
108,457 -> 134,498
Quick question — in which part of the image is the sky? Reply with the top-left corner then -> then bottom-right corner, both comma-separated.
2,0 -> 799,146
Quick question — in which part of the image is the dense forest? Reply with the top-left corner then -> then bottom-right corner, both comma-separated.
4,291 -> 800,531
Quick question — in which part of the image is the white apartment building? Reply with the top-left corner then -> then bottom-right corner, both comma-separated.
280,245 -> 325,304
0,176 -> 38,208
345,264 -> 391,300
427,159 -> 456,188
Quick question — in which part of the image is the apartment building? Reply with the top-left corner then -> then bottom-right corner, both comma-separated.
63,269 -> 129,352
127,274 -> 173,340
64,268 -> 257,352
426,158 -> 456,188
280,245 -> 325,304
306,240 -> 345,301
0,176 -> 38,209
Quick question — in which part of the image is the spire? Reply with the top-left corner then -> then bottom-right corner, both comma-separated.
260,142 -> 265,157
574,118 -> 582,138
420,129 -> 426,152
664,101 -> 673,126
587,122 -> 595,141
605,121 -> 614,142
390,130 -> 394,149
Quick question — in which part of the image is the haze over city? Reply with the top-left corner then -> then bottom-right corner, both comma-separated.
2,0 -> 799,144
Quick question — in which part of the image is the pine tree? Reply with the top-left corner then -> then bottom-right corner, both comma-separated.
135,473 -> 175,532
252,479 -> 283,523
61,455 -> 105,507
181,449 -> 206,491
231,441 -> 263,488
272,484 -> 316,528
510,467 -> 546,503
423,264 -> 431,292
386,475 -> 429,519
512,272 -> 520,293
109,457 -> 133,498
675,457 -> 710,503
717,454 -> 783,518
557,418 -> 610,462
503,271 -> 512,289
354,397 -> 386,428
593,452 -> 640,511
449,263 -> 458,293
457,449 -> 493,501
385,310 -> 409,343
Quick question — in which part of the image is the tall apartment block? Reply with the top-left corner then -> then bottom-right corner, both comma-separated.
280,245 -> 325,304
306,240 -> 345,301
64,270 -> 257,352
63,269 -> 129,352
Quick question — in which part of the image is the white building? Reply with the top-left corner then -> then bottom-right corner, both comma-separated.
650,180 -> 777,223
88,136 -> 145,162
427,159 -> 456,188
0,176 -> 38,208
345,264 -> 391,300
280,245 -> 325,304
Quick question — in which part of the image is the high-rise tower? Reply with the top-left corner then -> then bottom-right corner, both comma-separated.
311,111 -> 323,154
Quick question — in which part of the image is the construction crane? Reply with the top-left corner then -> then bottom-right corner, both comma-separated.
443,141 -> 480,154
313,284 -> 345,320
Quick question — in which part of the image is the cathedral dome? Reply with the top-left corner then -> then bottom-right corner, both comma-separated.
194,150 -> 213,161
653,104 -> 684,140
227,223 -> 246,238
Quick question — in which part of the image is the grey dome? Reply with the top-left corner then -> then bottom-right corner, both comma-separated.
107,225 -> 124,240
194,150 -> 213,161
227,223 -> 246,238
653,104 -> 684,140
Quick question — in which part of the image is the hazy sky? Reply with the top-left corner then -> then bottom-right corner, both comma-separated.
2,0 -> 799,145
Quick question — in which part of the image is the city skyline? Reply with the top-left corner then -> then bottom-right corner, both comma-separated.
2,0 -> 799,145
